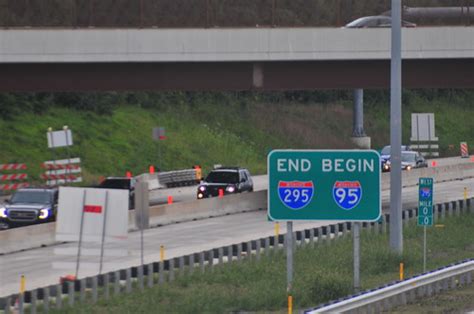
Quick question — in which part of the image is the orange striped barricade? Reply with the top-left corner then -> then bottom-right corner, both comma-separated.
460,142 -> 469,158
0,163 -> 29,191
41,158 -> 82,186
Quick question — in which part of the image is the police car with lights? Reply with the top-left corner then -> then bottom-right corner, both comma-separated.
197,167 -> 253,199
0,188 -> 58,229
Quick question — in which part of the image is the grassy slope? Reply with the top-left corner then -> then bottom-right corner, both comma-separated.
0,90 -> 474,183
51,214 -> 474,313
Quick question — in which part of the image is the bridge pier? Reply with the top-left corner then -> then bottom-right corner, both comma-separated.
351,89 -> 371,149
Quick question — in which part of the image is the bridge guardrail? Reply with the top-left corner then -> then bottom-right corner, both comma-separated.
1,195 -> 473,312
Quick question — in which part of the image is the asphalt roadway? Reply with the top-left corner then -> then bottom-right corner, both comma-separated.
1,175 -> 474,297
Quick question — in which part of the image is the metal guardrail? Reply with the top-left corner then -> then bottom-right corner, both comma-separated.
157,168 -> 201,187
307,259 -> 474,313
1,197 -> 472,313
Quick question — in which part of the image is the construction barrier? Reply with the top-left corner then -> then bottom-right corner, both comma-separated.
42,158 -> 82,186
158,168 -> 202,188
460,142 -> 469,158
0,163 -> 29,191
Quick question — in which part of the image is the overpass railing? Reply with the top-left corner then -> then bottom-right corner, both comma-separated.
0,0 -> 472,29
1,196 -> 473,313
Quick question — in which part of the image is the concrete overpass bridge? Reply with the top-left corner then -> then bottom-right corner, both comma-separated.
0,27 -> 473,91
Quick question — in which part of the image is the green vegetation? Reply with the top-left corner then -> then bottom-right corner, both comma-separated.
50,213 -> 474,313
1,90 -> 474,184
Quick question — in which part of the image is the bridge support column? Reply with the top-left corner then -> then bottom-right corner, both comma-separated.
351,89 -> 371,149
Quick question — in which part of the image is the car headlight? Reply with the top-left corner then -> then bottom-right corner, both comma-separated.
226,186 -> 236,193
406,165 -> 412,171
0,207 -> 7,218
39,208 -> 50,219
199,186 -> 206,192
197,193 -> 204,199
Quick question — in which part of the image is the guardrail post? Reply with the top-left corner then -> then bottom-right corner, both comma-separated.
317,227 -> 323,243
468,198 -> 473,213
400,291 -> 407,305
309,228 -> 315,245
31,289 -> 37,314
158,262 -> 165,284
18,293 -> 24,314
245,241 -> 252,259
179,256 -> 185,276
56,283 -> 62,309
382,215 -> 388,233
104,273 -> 110,300
342,222 -> 348,236
114,271 -> 120,295
126,268 -> 132,293
427,283 -> 433,296
450,276 -> 457,289
408,289 -> 416,303
442,278 -> 449,291
3,295 -> 11,314
265,237 -> 270,255
383,297 -> 390,311
44,287 -> 50,312
199,251 -> 205,273
79,278 -> 86,303
138,265 -> 144,290
466,272 -> 472,284
189,254 -> 195,275
448,202 -> 453,217
209,250 -> 215,270
441,203 -> 446,219
168,259 -> 175,282
456,200 -> 461,216
217,247 -> 224,264
147,264 -> 154,288
256,239 -> 261,260
92,276 -> 98,303
460,274 -> 466,286
67,280 -> 74,307
237,243 -> 242,262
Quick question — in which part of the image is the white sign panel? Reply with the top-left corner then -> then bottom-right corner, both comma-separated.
56,187 -> 129,242
411,113 -> 438,141
47,129 -> 73,148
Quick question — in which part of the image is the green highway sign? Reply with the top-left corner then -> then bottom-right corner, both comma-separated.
418,177 -> 434,226
267,150 -> 381,221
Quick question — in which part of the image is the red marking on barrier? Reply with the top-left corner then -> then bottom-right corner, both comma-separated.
0,173 -> 27,181
41,163 -> 80,170
126,171 -> 132,178
0,183 -> 29,190
218,189 -> 224,198
84,205 -> 102,214
167,196 -> 173,204
41,174 -> 78,180
0,163 -> 27,170
99,176 -> 105,183
431,161 -> 438,167
149,165 -> 155,174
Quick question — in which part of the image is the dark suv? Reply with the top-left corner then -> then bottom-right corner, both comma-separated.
96,177 -> 135,209
197,167 -> 253,199
0,188 -> 58,229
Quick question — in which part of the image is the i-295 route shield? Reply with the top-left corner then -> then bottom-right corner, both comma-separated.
268,149 -> 381,221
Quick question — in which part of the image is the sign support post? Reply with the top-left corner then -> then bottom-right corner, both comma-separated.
353,222 -> 360,292
99,191 -> 109,274
423,225 -> 427,272
286,221 -> 293,293
75,190 -> 87,278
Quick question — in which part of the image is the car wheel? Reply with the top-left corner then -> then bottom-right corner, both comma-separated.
0,221 -> 9,230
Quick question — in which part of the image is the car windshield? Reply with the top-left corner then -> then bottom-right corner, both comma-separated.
345,17 -> 370,27
402,152 -> 417,162
100,179 -> 131,189
11,191 -> 51,204
205,171 -> 239,184
381,145 -> 409,155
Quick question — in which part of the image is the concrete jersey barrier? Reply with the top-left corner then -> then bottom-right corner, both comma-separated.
2,160 -> 474,255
